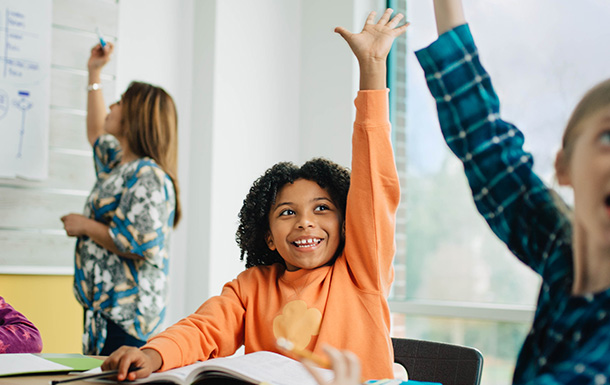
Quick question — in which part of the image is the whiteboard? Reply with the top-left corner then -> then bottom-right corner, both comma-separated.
0,0 -> 51,180
0,0 -> 118,272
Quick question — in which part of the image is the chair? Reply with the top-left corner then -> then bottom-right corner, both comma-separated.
392,337 -> 484,385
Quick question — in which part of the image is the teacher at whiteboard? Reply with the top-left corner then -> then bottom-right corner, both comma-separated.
60,41 -> 181,356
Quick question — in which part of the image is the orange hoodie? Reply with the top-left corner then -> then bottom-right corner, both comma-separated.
144,89 -> 399,380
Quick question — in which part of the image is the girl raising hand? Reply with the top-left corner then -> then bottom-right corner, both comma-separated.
102,9 -> 407,383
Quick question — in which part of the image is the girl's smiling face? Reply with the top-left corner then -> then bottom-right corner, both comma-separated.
557,106 -> 610,244
266,178 -> 343,271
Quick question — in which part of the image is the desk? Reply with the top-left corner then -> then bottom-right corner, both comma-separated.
0,374 -> 100,385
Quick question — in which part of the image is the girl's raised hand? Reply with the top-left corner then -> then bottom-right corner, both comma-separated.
335,9 -> 408,64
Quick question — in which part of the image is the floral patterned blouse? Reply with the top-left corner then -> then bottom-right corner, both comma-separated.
73,134 -> 176,354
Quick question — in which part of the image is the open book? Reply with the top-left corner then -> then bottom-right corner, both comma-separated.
91,351 -> 333,385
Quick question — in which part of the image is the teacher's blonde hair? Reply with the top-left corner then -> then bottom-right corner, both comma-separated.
121,81 -> 181,226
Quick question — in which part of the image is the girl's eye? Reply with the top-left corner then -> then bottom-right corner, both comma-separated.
279,209 -> 295,217
600,131 -> 610,145
315,205 -> 330,212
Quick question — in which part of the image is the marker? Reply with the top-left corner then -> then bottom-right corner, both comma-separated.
277,338 -> 367,383
96,27 -> 107,48
276,337 -> 332,369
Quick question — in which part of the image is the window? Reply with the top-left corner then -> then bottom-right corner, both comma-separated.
388,1 -> 610,384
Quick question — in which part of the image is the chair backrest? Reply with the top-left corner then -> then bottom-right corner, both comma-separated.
392,337 -> 484,385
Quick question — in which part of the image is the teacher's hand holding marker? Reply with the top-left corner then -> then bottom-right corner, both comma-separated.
88,30 -> 113,75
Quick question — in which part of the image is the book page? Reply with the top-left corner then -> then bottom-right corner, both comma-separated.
129,351 -> 334,385
192,352 -> 332,385
106,361 -> 208,385
0,354 -> 72,376
148,362 -> 209,384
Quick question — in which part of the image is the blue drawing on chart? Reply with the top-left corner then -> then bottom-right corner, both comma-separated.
0,89 -> 8,119
13,90 -> 32,158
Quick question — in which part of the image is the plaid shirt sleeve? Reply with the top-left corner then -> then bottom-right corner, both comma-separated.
414,24 -> 571,276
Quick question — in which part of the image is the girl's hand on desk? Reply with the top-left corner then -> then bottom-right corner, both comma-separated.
102,346 -> 162,381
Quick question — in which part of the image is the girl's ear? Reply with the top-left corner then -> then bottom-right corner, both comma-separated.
265,232 -> 276,251
555,150 -> 571,186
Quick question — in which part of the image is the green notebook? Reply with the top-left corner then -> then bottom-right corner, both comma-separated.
0,353 -> 103,377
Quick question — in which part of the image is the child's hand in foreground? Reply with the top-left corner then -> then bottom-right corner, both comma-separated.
302,345 -> 361,385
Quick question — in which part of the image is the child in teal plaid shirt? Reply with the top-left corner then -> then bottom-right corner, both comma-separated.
415,0 -> 610,384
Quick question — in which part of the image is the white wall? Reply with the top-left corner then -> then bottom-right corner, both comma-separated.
299,1 -> 384,166
203,0 -> 302,311
117,0 -> 382,325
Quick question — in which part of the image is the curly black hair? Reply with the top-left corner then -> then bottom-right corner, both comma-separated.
236,158 -> 351,269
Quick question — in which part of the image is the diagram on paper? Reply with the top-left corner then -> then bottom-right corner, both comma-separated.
0,0 -> 51,179
13,90 -> 33,158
